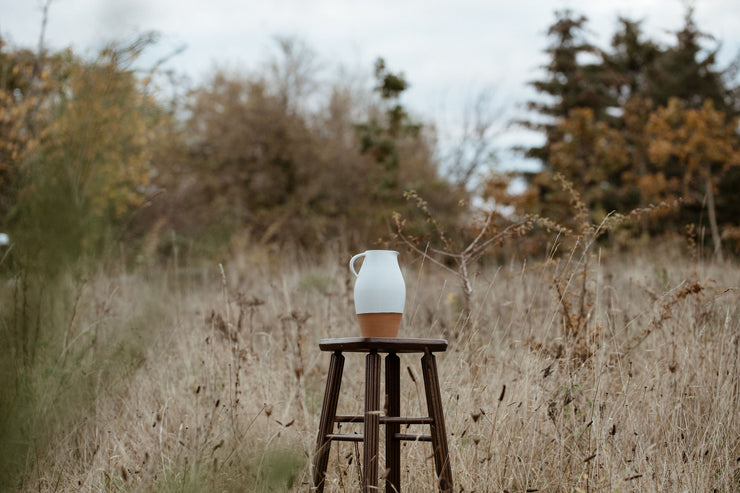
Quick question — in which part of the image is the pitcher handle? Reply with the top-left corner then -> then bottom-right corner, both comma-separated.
349,252 -> 365,277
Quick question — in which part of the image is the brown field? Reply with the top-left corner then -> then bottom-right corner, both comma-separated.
3,242 -> 739,492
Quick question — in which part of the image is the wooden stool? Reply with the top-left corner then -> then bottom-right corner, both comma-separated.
312,337 -> 453,492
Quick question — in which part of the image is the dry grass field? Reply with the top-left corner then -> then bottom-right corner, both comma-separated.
2,241 -> 739,492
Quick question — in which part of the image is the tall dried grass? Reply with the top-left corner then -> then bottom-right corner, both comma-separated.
4,242 -> 738,492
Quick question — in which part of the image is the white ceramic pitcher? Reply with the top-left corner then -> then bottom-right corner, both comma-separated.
350,250 -> 405,337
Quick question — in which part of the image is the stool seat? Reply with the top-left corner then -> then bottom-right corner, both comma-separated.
319,336 -> 448,353
312,337 -> 453,492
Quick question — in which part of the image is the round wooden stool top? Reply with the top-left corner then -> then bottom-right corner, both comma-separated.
319,337 -> 448,353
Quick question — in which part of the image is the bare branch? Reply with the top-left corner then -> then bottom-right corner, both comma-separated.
468,220 -> 523,260
445,88 -> 506,189
37,0 -> 54,62
463,208 -> 498,258
394,230 -> 458,277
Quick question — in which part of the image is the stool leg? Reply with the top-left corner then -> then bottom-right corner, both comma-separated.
386,353 -> 401,492
363,351 -> 382,492
421,351 -> 453,492
312,351 -> 344,492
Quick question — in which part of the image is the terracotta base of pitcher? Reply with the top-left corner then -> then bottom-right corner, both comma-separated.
357,312 -> 402,338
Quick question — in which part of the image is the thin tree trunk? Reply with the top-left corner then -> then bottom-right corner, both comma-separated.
459,256 -> 472,327
705,177 -> 723,262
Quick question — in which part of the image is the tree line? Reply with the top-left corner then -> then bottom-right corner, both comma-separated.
515,7 -> 740,258
1,33 -> 465,266
1,6 -> 738,269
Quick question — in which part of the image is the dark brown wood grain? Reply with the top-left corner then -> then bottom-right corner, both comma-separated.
311,351 -> 344,493
319,337 -> 448,353
386,352 -> 401,492
363,352 -> 382,492
422,351 -> 454,492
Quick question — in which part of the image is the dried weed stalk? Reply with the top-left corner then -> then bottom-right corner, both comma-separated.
532,174 -> 681,363
393,189 -> 565,330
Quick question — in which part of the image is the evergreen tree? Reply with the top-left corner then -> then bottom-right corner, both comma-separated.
520,6 -> 740,246
518,10 -> 619,226
603,18 -> 662,107
354,58 -> 421,200
522,10 -> 616,165
651,7 -> 738,115
602,19 -> 663,217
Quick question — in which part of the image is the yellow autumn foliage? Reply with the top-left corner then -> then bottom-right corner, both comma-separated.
1,35 -> 167,263
36,48 -> 159,221
645,97 -> 740,258
646,98 -> 740,182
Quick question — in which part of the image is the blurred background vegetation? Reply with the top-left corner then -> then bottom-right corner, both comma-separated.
0,4 -> 739,490
1,7 -> 739,265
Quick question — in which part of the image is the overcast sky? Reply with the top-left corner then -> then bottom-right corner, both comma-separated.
2,0 -> 739,170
